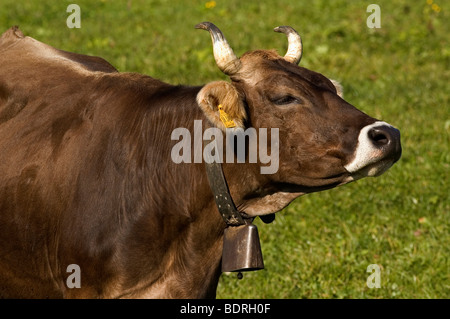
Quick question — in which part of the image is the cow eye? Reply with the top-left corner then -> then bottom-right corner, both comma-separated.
272,95 -> 300,106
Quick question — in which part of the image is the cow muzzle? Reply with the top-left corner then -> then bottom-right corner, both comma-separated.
344,121 -> 402,178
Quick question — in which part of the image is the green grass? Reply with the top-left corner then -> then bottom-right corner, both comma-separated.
1,0 -> 448,298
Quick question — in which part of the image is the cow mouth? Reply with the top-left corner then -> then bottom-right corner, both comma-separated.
345,157 -> 398,181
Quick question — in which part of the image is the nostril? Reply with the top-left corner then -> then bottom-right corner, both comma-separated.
368,127 -> 390,147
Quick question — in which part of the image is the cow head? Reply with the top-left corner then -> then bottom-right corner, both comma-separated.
196,22 -> 401,216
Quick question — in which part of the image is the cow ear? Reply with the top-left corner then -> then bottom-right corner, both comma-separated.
197,81 -> 247,131
330,79 -> 344,98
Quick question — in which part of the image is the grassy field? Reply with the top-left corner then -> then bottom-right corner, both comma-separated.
1,0 -> 448,298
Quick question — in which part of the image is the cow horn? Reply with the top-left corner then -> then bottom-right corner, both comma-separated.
195,22 -> 241,75
274,26 -> 302,65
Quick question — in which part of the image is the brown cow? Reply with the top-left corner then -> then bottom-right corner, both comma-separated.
0,23 -> 401,298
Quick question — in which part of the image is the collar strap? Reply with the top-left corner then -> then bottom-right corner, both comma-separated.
205,159 -> 245,226
204,136 -> 245,226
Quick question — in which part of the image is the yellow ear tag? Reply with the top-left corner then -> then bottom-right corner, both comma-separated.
218,104 -> 236,128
